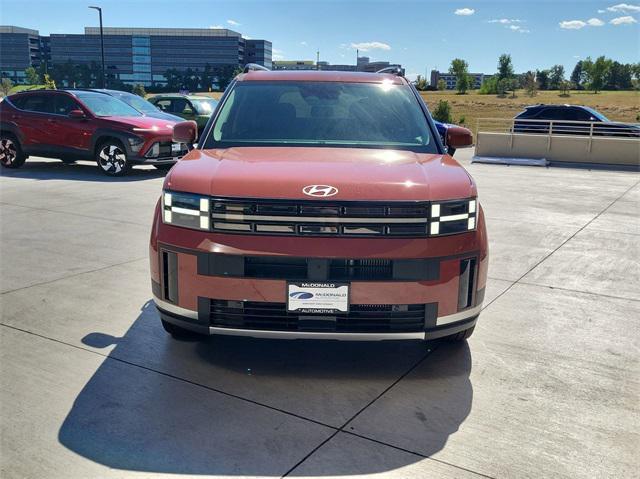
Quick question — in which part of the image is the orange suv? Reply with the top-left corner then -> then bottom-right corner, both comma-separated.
149,68 -> 488,342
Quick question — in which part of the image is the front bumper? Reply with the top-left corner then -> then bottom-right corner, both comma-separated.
154,295 -> 480,341
149,202 -> 488,341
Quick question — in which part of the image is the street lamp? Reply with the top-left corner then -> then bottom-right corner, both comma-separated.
89,6 -> 106,88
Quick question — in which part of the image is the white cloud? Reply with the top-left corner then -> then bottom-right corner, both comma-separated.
272,50 -> 285,60
606,3 -> 640,13
349,41 -> 391,51
227,19 -> 241,26
586,17 -> 605,26
210,25 -> 224,29
507,25 -> 530,33
300,41 -> 308,46
598,9 -> 606,13
610,15 -> 638,23
573,54 -> 581,58
454,8 -> 475,16
560,20 -> 587,29
488,18 -> 521,24
244,35 -> 253,40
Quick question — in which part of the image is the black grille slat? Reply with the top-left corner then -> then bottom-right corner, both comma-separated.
210,198 -> 429,238
209,300 -> 427,333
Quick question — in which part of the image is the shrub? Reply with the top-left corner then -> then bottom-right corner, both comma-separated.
432,100 -> 452,123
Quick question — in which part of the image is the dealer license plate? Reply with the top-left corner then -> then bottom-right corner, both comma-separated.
287,282 -> 350,314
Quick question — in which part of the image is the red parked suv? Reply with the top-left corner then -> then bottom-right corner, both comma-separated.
150,69 -> 488,342
0,89 -> 188,176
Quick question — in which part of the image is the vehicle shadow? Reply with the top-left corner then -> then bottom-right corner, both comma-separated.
0,159 -> 167,182
58,301 -> 473,476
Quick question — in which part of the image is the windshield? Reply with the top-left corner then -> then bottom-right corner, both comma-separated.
191,98 -> 218,115
75,92 -> 142,117
114,92 -> 159,114
205,81 -> 436,152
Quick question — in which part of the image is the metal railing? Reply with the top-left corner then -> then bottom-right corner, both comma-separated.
474,117 -> 640,166
477,117 -> 639,137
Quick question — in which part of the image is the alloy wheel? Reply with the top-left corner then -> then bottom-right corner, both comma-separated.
98,144 -> 127,174
0,138 -> 17,166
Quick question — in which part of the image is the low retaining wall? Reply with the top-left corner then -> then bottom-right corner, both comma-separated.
475,132 -> 640,167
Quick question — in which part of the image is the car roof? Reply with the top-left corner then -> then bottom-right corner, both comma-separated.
150,93 -> 213,100
236,70 -> 406,84
525,104 -> 586,110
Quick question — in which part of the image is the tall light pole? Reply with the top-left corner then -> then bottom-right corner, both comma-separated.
89,6 -> 106,88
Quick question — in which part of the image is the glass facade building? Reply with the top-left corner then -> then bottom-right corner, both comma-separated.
0,26 -> 48,83
0,25 -> 272,87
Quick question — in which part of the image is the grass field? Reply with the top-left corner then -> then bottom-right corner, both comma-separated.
196,88 -> 639,134
419,90 -> 640,133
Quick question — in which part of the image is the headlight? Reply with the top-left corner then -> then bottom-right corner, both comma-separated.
162,191 -> 210,230
429,198 -> 476,236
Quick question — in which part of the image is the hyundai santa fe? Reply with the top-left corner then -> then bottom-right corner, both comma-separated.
0,89 -> 188,176
150,68 -> 488,342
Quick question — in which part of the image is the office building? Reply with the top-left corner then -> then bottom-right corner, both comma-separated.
0,26 -> 48,83
273,56 -> 402,74
0,25 -> 271,87
272,60 -> 316,70
430,70 -> 491,90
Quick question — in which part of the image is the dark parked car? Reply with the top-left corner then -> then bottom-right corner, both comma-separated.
148,94 -> 218,134
513,104 -> 640,137
0,89 -> 188,176
95,89 -> 184,122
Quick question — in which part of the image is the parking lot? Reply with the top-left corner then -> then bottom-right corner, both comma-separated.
1,149 -> 638,478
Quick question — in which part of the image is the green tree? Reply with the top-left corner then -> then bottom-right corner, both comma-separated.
479,76 -> 498,94
549,65 -> 565,90
497,54 -> 514,81
536,69 -> 550,90
414,75 -> 427,91
437,78 -> 446,90
449,58 -> 470,94
0,77 -> 13,96
43,74 -> 56,90
524,71 -> 537,97
132,84 -> 146,97
432,100 -> 452,123
559,80 -> 572,97
25,66 -> 40,85
605,61 -> 632,90
570,61 -> 584,90
582,56 -> 611,93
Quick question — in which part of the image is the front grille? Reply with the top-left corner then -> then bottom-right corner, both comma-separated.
210,198 -> 429,237
209,300 -> 428,333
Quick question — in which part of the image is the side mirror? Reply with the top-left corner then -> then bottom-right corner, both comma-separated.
173,120 -> 198,144
69,109 -> 86,120
446,125 -> 473,149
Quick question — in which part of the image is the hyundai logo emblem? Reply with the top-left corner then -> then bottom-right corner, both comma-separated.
302,185 -> 338,197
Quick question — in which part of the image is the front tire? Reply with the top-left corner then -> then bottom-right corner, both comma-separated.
0,133 -> 27,169
446,326 -> 475,341
96,140 -> 132,176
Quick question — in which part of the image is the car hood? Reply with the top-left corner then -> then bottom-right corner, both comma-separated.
100,116 -> 176,132
165,147 -> 475,201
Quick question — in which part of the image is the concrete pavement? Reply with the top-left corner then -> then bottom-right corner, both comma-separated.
1,150 -> 638,478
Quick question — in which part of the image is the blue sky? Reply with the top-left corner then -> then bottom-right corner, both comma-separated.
2,0 -> 639,79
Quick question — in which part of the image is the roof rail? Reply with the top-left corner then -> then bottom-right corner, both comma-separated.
243,63 -> 270,73
376,66 -> 404,76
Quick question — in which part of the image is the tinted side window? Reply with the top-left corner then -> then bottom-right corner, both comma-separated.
54,95 -> 80,115
566,108 -> 592,121
14,94 -> 54,114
